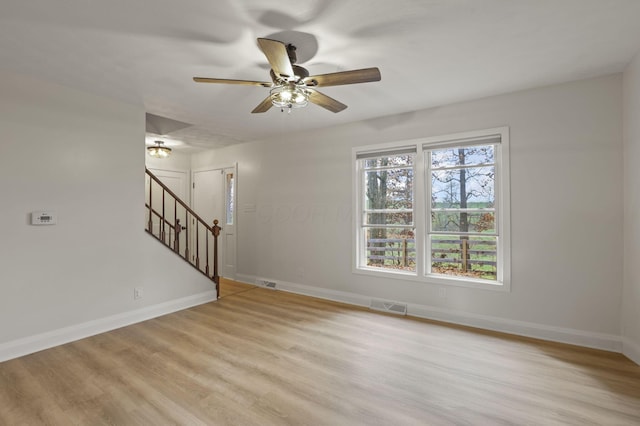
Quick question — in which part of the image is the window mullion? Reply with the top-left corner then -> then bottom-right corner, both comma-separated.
425,149 -> 435,275
431,162 -> 495,172
414,149 -> 426,277
431,208 -> 496,212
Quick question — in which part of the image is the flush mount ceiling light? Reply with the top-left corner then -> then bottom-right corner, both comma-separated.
147,141 -> 172,158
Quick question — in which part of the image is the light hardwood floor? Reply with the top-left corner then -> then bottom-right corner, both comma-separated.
1,286 -> 640,425
218,278 -> 257,298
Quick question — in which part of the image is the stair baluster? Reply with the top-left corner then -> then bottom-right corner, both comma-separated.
145,168 -> 220,297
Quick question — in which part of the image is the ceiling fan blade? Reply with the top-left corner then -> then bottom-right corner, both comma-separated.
257,38 -> 295,79
307,89 -> 347,113
251,96 -> 273,114
304,67 -> 381,87
193,77 -> 273,87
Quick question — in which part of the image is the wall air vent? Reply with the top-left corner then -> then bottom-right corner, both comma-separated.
370,299 -> 407,315
256,279 -> 277,290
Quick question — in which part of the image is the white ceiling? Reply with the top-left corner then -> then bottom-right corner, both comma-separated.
2,0 -> 640,151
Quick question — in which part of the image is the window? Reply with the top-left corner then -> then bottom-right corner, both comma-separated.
354,128 -> 510,290
357,148 -> 417,273
225,172 -> 234,225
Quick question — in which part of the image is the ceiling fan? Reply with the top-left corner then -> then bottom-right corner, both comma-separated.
193,38 -> 381,114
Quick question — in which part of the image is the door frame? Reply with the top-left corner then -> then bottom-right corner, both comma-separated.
191,163 -> 237,280
148,167 -> 190,200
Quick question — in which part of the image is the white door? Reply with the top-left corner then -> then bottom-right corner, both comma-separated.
192,166 -> 236,279
146,168 -> 189,252
148,169 -> 188,200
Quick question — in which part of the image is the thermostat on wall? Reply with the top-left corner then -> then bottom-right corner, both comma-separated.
31,211 -> 57,225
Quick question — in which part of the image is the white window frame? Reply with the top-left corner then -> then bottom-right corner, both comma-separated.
353,145 -> 419,279
353,127 -> 511,291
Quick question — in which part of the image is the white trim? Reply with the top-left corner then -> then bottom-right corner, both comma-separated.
352,149 -> 363,276
420,127 -> 508,146
352,127 -> 511,290
0,291 -> 216,362
237,273 -> 370,307
236,273 -> 622,353
351,265 -> 509,291
191,163 -> 238,280
223,163 -> 238,280
623,337 -> 640,366
407,303 -> 620,352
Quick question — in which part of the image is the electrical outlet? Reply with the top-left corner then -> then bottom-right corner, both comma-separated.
134,287 -> 143,300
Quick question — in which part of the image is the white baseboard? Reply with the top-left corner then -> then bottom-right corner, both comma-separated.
407,303 -> 622,352
0,291 -> 217,363
237,273 -> 623,354
239,274 -> 370,307
623,337 -> 640,365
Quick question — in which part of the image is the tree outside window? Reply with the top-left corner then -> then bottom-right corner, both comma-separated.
354,128 -> 510,289
360,152 -> 415,272
428,144 -> 497,280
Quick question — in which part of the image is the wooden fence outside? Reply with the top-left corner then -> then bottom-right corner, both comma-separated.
367,237 -> 497,273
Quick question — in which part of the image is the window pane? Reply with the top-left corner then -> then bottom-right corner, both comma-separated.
364,154 -> 413,169
431,166 -> 495,208
431,145 -> 494,168
365,168 -> 413,210
226,172 -> 234,225
430,235 -> 497,280
365,212 -> 413,226
365,227 -> 416,272
431,211 -> 495,233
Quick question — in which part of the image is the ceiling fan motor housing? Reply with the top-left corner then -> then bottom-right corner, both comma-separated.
286,43 -> 297,64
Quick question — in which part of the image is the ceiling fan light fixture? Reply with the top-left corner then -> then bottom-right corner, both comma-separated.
147,140 -> 172,158
270,84 -> 308,110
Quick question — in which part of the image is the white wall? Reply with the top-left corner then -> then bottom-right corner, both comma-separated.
193,74 -> 624,351
0,73 -> 215,361
623,52 -> 640,364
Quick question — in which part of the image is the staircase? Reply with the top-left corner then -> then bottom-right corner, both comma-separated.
145,168 -> 221,297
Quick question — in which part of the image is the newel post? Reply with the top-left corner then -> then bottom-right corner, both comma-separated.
212,219 -> 222,294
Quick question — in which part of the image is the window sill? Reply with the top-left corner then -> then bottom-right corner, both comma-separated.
353,266 -> 510,292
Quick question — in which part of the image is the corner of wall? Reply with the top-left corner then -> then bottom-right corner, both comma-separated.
622,48 -> 640,367
623,338 -> 640,366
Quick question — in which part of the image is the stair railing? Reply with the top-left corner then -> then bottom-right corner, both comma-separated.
145,168 -> 221,296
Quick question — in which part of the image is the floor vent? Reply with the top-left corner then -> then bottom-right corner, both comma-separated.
257,280 -> 277,290
370,299 -> 407,315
